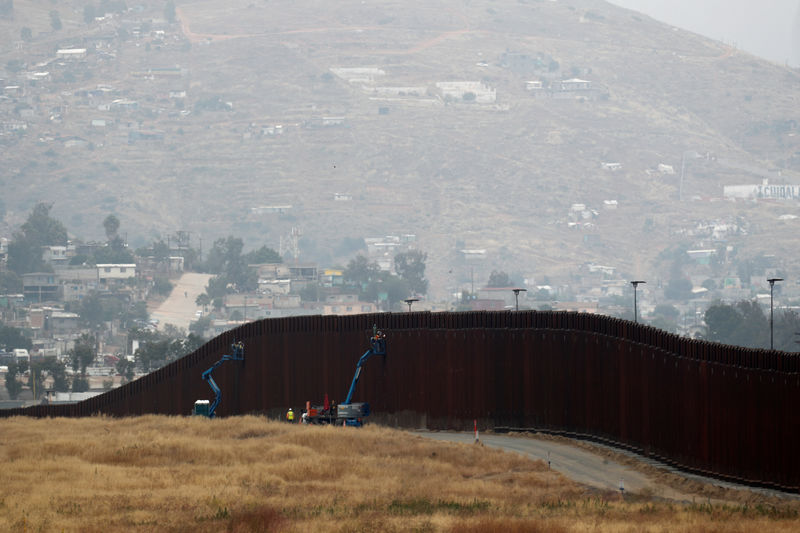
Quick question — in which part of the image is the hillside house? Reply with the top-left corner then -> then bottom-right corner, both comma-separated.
42,246 -> 69,266
436,81 -> 497,103
657,164 -> 675,174
560,78 -> 592,91
48,311 -> 80,335
258,279 -> 291,295
552,301 -> 600,314
288,264 -> 318,281
477,287 -> 528,308
255,263 -> 291,280
224,294 -> 273,319
460,249 -> 487,261
63,137 -> 89,149
56,266 -> 99,302
465,299 -> 506,311
329,67 -> 386,84
56,48 -> 88,60
320,269 -> 344,288
322,294 -> 377,315
23,273 -> 59,303
97,264 -> 136,288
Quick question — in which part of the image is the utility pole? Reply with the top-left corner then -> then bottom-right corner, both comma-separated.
630,280 -> 646,323
768,278 -> 783,349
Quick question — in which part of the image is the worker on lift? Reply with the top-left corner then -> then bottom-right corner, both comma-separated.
286,408 -> 295,423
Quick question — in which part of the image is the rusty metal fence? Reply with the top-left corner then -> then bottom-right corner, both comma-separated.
2,311 -> 798,491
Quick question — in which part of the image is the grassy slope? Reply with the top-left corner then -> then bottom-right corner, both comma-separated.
0,416 -> 799,532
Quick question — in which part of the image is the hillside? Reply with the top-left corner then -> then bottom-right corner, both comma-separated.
1,0 -> 799,297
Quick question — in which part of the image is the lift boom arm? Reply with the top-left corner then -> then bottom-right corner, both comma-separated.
343,327 -> 386,406
201,341 -> 244,418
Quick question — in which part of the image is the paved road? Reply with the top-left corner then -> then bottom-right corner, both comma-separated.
420,432 -> 697,501
149,273 -> 213,332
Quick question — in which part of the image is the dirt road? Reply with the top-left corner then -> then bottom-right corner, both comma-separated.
149,273 -> 213,332
421,431 -> 686,499
421,431 -> 770,503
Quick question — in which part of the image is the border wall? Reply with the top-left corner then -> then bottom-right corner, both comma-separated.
2,311 -> 798,491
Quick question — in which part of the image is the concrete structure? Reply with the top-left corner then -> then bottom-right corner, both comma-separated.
436,81 -> 497,103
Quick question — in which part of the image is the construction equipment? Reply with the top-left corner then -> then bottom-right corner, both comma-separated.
193,341 -> 244,418
303,326 -> 387,426
338,326 -> 386,426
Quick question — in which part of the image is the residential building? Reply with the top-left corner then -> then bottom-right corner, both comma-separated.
23,273 -> 59,303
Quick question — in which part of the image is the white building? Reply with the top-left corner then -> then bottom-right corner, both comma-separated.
97,264 -> 136,281
56,48 -> 87,60
436,81 -> 497,103
724,180 -> 800,200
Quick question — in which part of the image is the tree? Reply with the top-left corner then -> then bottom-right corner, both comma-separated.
116,358 -> 135,383
152,240 -> 170,261
195,293 -> 211,311
344,255 -> 381,290
649,304 -> 680,334
6,361 -> 22,400
393,250 -> 428,295
30,357 -> 69,398
774,310 -> 800,352
83,4 -> 95,24
0,324 -> 32,351
189,315 -> 211,338
72,377 -> 89,392
103,214 -> 120,241
78,292 -> 106,330
0,0 -> 13,19
7,203 -> 68,275
243,245 -> 281,265
5,59 -> 23,73
487,270 -> 511,288
664,278 -> 692,301
129,326 -> 200,373
153,277 -> 173,296
49,10 -> 62,31
69,334 -> 96,375
164,0 -> 176,23
704,303 -> 742,344
5,361 -> 22,400
202,236 -> 258,293
703,300 -> 769,349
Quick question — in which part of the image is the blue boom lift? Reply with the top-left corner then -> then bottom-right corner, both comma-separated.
337,326 -> 387,426
303,326 -> 387,426
194,341 -> 244,418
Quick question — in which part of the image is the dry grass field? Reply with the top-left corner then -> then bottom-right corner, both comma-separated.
1,415 -> 799,532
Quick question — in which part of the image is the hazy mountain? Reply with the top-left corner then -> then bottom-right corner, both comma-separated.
1,0 -> 799,298
609,0 -> 800,66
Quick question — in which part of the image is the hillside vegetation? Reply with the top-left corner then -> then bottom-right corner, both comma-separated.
1,416 -> 800,532
1,0 -> 799,293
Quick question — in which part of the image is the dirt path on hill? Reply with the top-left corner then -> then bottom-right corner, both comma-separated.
149,272 -> 213,332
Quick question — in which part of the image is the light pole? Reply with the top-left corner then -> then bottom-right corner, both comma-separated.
404,297 -> 419,312
512,288 -> 527,311
768,277 -> 783,349
630,280 -> 645,323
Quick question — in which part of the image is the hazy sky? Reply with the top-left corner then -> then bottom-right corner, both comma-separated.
608,0 -> 800,66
